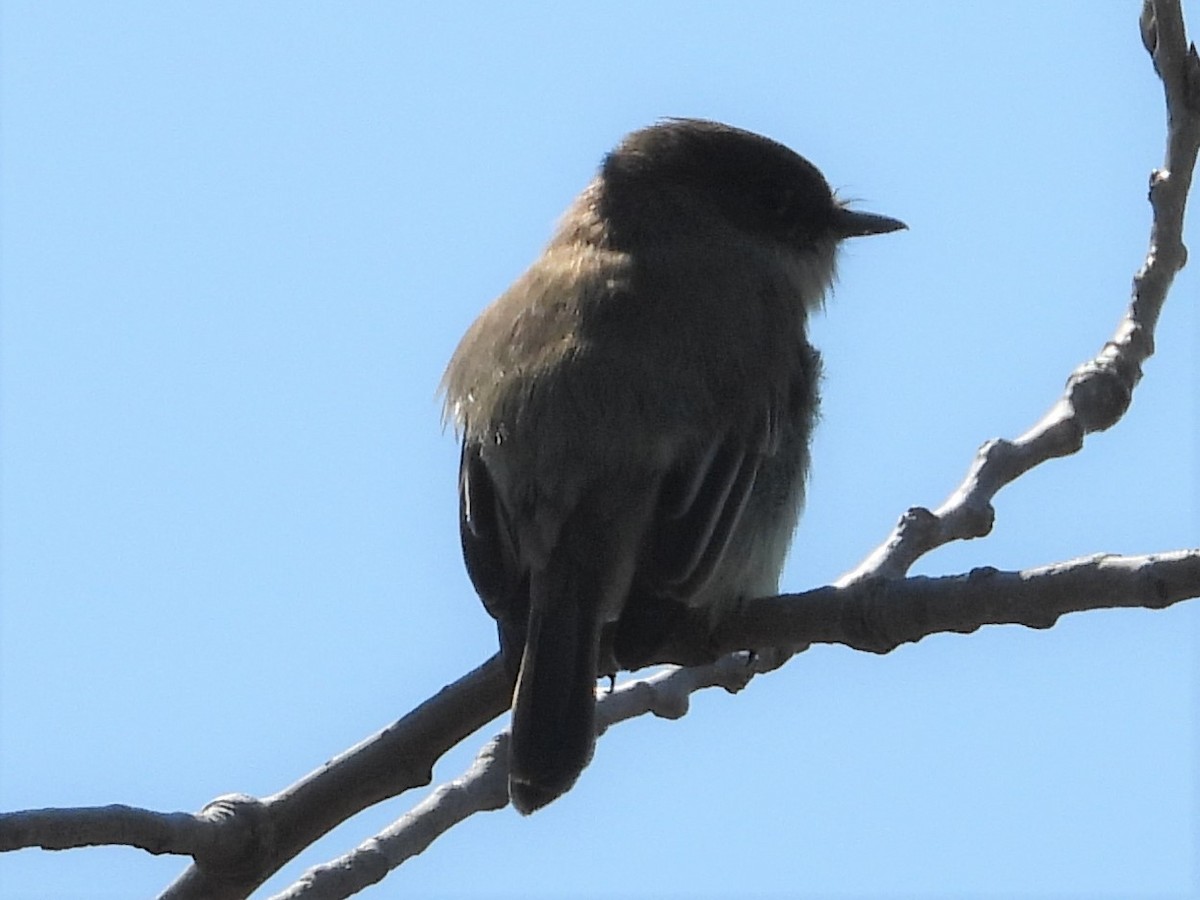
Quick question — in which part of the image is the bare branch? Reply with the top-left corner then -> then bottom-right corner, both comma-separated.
717,550 -> 1200,655
268,652 -> 787,899
157,654 -> 510,899
275,551 -> 1200,899
838,0 -> 1200,586
0,655 -> 511,900
1,804 -> 226,857
3,5 -> 1197,899
283,4 -> 1200,893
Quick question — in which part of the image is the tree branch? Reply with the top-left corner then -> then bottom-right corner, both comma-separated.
275,550 -> 1200,899
839,0 -> 1200,586
2,655 -> 512,897
2,3 -> 1197,899
261,3 -> 1200,895
716,551 -> 1200,655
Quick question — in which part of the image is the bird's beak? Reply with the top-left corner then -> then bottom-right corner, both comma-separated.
833,207 -> 907,238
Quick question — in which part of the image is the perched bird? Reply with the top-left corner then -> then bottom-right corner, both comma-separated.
442,119 -> 904,814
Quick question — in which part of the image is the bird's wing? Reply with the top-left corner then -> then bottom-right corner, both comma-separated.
458,441 -> 528,669
646,416 -> 770,601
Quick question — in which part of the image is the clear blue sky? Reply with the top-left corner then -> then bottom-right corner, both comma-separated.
2,3 -> 1197,898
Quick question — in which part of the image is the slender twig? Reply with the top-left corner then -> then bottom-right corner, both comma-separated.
2,5 -> 1197,899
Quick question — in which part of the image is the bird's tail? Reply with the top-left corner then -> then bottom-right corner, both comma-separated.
508,490 -> 651,814
508,573 -> 600,814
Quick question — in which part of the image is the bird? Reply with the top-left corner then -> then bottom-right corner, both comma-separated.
441,118 -> 904,814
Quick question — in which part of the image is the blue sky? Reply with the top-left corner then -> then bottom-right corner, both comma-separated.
2,2 -> 1197,897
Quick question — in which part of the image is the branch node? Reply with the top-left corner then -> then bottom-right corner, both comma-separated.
897,506 -> 938,543
1149,167 -> 1171,199
1064,357 -> 1135,433
941,499 -> 995,542
635,679 -> 691,720
193,793 -> 274,881
978,436 -> 1017,467
839,578 -> 905,654
968,565 -> 1000,580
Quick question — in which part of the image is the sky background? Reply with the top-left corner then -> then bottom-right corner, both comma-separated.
2,2 -> 1198,898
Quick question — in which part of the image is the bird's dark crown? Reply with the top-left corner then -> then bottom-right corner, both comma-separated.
598,118 -> 840,247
